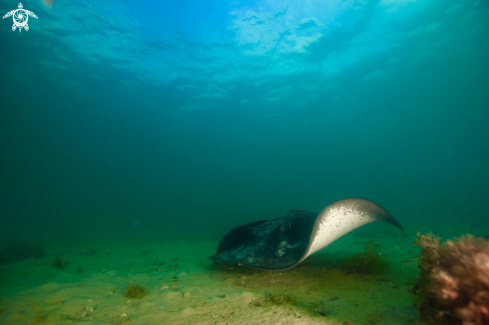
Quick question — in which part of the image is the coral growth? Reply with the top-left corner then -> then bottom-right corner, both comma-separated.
340,240 -> 389,274
124,284 -> 147,300
410,233 -> 489,325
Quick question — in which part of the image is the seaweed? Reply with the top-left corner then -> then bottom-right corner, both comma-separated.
64,306 -> 93,321
410,233 -> 489,325
250,293 -> 294,307
51,256 -> 69,269
340,240 -> 389,274
249,292 -> 329,317
112,313 -> 128,325
408,233 -> 440,324
34,310 -> 46,323
124,284 -> 147,300
0,243 -> 45,265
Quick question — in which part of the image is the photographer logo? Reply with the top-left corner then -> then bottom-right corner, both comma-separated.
3,3 -> 38,32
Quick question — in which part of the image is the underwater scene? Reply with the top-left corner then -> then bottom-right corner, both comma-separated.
1,0 -> 488,324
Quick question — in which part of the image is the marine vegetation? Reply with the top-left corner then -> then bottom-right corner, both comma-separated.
249,292 -> 328,317
34,310 -> 46,323
112,313 -> 128,325
51,256 -> 69,269
65,306 -> 93,321
250,292 -> 294,308
124,284 -> 147,300
410,233 -> 489,325
340,240 -> 389,274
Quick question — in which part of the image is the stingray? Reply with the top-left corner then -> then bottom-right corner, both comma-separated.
208,198 -> 403,271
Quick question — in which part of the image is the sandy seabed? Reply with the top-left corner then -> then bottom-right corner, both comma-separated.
0,233 -> 421,325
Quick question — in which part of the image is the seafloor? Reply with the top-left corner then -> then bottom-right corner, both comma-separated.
0,223 -> 430,325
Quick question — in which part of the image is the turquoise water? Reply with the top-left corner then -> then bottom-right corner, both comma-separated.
1,1 -> 488,324
1,0 -> 488,246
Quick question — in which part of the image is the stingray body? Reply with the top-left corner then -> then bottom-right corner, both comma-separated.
208,198 -> 403,271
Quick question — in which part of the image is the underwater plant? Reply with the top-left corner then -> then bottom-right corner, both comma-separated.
51,256 -> 69,269
34,310 -> 46,323
340,240 -> 389,274
410,233 -> 489,325
124,284 -> 147,300
249,292 -> 328,317
65,306 -> 94,321
112,313 -> 128,325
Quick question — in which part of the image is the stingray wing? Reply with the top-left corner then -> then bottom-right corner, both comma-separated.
26,10 -> 38,19
3,10 -> 15,19
209,211 -> 317,271
301,198 -> 404,261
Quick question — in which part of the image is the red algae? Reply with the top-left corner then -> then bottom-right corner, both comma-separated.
411,233 -> 489,325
